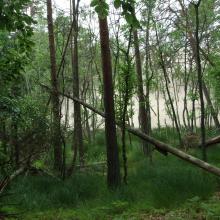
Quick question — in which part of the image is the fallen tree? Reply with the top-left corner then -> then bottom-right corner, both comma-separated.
41,84 -> 220,178
203,135 -> 220,148
0,167 -> 26,195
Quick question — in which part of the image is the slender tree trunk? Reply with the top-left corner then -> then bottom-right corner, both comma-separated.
84,106 -> 91,144
171,67 -> 181,130
1,121 -> 7,155
194,1 -> 207,161
120,30 -> 132,184
156,83 -> 161,130
145,8 -> 153,160
154,23 -> 183,145
71,0 -> 84,167
178,0 -> 220,131
203,84 -> 220,129
133,29 -> 149,155
98,16 -> 121,189
91,73 -> 97,141
46,0 -> 62,170
183,43 -> 190,130
11,123 -> 19,168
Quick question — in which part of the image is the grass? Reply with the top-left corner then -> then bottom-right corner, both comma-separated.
3,128 -> 220,219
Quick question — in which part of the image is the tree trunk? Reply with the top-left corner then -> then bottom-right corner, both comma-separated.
203,84 -> 220,130
11,123 -> 19,168
1,121 -> 7,155
144,7 -> 153,160
133,29 -> 150,155
194,1 -> 207,161
46,0 -> 62,170
98,17 -> 121,189
71,0 -> 84,167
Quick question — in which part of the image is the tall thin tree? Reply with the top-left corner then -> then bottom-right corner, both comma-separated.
71,0 -> 84,168
194,0 -> 207,161
46,0 -> 62,170
133,29 -> 150,155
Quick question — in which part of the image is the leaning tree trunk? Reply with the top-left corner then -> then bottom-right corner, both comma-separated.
41,83 -> 220,178
46,0 -> 62,170
50,89 -> 220,178
98,16 -> 121,189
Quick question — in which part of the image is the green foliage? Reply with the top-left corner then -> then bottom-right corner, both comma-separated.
207,57 -> 220,105
0,1 -> 35,140
84,130 -> 106,163
187,90 -> 199,101
90,0 -> 109,18
113,0 -> 140,27
91,0 -> 140,27
0,95 -> 20,120
4,134 -> 219,219
0,0 -> 33,31
115,55 -> 136,122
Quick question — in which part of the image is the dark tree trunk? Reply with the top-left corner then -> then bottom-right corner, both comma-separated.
46,0 -> 62,170
194,1 -> 207,161
84,106 -> 92,144
1,121 -> 7,155
11,123 -> 19,168
98,17 -> 121,189
144,7 -> 153,160
71,0 -> 84,167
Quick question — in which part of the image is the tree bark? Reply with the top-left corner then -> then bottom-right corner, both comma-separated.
98,17 -> 121,188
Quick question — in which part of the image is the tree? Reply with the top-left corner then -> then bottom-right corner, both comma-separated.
70,0 -> 85,171
99,16 -> 121,188
46,0 -> 63,170
91,0 -> 121,188
194,0 -> 207,161
133,29 -> 151,155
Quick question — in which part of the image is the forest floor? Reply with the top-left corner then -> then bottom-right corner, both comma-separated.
2,128 -> 220,219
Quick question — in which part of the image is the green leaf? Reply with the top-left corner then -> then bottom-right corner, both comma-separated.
125,13 -> 133,25
90,0 -> 99,7
114,0 -> 121,9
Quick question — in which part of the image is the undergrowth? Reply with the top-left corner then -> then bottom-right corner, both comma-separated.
3,128 -> 220,219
